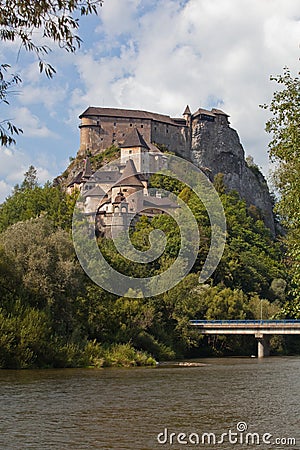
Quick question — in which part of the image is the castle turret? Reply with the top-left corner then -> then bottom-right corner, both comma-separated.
82,157 -> 93,180
83,185 -> 105,214
120,128 -> 150,173
113,159 -> 144,213
183,105 -> 191,127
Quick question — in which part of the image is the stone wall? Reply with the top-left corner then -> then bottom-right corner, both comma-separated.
151,121 -> 190,157
79,116 -> 152,156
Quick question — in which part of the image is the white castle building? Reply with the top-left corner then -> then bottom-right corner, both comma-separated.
67,128 -> 178,236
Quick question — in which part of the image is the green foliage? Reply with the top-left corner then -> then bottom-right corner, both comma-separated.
246,155 -> 264,180
0,161 -> 298,366
212,189 -> 284,299
0,305 -> 51,369
101,343 -> 156,368
89,145 -> 121,170
0,166 -> 77,232
149,173 -> 185,196
0,64 -> 23,145
262,67 -> 300,314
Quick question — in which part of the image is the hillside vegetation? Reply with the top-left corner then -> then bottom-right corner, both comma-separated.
0,163 -> 297,369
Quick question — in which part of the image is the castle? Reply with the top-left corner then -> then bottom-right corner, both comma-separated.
68,128 -> 178,236
77,105 -> 229,160
68,105 -> 275,235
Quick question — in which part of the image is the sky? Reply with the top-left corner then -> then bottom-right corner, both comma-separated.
0,0 -> 299,202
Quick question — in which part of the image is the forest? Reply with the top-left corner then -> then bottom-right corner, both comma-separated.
0,161 -> 296,369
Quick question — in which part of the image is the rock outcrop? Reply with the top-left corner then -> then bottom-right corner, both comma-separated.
191,118 -> 275,235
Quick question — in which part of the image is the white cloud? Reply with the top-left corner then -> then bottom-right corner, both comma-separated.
0,180 -> 12,201
98,0 -> 142,37
19,84 -> 67,112
0,147 -> 59,203
11,107 -> 56,138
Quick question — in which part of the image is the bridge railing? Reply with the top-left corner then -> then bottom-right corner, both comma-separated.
189,319 -> 300,325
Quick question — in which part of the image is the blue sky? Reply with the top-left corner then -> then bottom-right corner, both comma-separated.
0,0 -> 299,202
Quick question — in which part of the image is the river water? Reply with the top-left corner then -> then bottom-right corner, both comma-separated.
0,357 -> 299,449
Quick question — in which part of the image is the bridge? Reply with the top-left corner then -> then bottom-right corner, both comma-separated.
189,320 -> 300,358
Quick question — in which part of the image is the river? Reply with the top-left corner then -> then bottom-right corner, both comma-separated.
0,357 -> 299,449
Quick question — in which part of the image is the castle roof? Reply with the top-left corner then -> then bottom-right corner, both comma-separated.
211,108 -> 230,117
80,106 -> 176,126
183,105 -> 191,115
147,142 -> 162,153
91,170 -> 121,184
67,171 -> 83,187
82,185 -> 105,198
143,197 -> 179,209
120,128 -> 150,149
115,159 -> 144,188
193,108 -> 230,118
82,157 -> 93,179
113,190 -> 127,204
193,108 -> 216,118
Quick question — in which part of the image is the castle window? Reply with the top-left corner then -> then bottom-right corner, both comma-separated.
129,150 -> 132,154
114,122 -> 116,126
130,123 -> 133,127
97,120 -> 100,126
141,125 -> 144,128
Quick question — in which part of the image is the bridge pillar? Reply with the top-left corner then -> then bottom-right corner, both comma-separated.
255,333 -> 270,358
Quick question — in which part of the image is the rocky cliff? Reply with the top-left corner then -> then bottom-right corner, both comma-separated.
191,119 -> 275,235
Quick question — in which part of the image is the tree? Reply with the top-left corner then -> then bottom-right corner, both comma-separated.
0,0 -> 103,145
0,166 -> 78,231
262,67 -> 300,315
0,64 -> 23,145
20,165 -> 38,190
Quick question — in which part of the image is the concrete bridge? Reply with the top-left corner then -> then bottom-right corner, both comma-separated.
189,320 -> 300,358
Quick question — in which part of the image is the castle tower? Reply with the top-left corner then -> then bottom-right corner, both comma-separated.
109,190 -> 127,236
112,159 -> 144,213
183,105 -> 192,149
120,128 -> 150,174
183,105 -> 191,127
83,185 -> 105,214
82,157 -> 93,181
